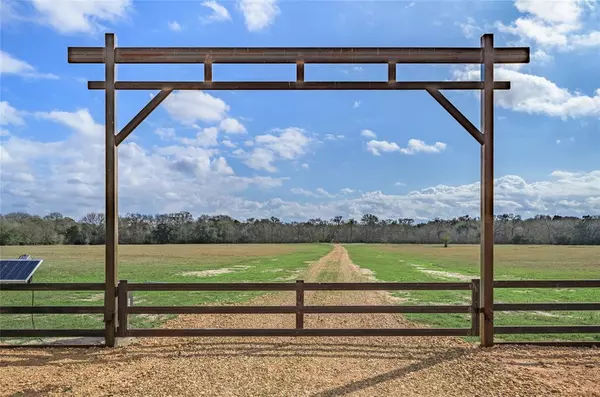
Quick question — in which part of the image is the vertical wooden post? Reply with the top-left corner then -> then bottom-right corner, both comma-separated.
296,279 -> 304,329
104,33 -> 118,348
388,62 -> 396,83
204,61 -> 212,82
296,61 -> 304,83
480,33 -> 495,347
117,280 -> 128,338
470,279 -> 480,337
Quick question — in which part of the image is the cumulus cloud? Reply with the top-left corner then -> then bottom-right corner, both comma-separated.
496,0 -> 600,50
164,91 -> 230,125
0,105 -> 285,217
0,51 -> 57,79
168,21 -> 182,31
236,127 -> 313,172
238,0 -> 280,31
324,134 -> 345,141
201,1 -> 231,23
0,101 -> 26,126
453,66 -> 600,119
291,187 -> 335,198
29,0 -> 132,34
360,129 -> 377,139
366,139 -> 447,156
219,118 -> 247,134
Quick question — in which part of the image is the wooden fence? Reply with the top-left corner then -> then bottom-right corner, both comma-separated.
1,279 -> 599,346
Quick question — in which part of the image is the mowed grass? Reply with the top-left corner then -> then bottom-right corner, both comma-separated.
0,244 -> 331,340
345,244 -> 600,342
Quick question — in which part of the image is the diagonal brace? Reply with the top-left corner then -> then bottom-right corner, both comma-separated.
115,89 -> 173,146
426,88 -> 484,145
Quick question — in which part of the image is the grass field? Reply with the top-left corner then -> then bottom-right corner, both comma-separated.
345,244 -> 600,342
1,243 -> 599,343
0,244 -> 331,337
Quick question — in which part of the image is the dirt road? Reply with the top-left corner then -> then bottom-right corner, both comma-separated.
1,245 -> 598,396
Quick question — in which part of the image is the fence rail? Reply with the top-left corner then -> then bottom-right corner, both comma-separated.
1,279 -> 598,346
116,279 -> 480,338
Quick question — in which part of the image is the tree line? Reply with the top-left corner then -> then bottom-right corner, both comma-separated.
1,212 -> 599,246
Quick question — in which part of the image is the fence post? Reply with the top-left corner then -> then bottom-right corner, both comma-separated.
117,280 -> 128,338
471,279 -> 480,337
296,280 -> 304,329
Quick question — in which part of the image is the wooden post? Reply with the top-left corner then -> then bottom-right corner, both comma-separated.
204,61 -> 212,82
296,280 -> 304,329
480,33 -> 494,347
296,61 -> 304,83
388,62 -> 396,83
104,33 -> 118,348
117,280 -> 128,338
470,279 -> 480,337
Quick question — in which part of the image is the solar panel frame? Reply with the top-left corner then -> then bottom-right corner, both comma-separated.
0,259 -> 44,284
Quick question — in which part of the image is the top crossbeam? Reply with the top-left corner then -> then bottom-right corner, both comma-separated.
68,46 -> 530,64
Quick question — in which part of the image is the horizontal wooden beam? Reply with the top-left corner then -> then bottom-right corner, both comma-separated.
494,303 -> 600,311
68,46 -> 530,64
127,305 -> 471,314
1,306 -> 104,314
115,89 -> 172,146
0,329 -> 104,338
126,281 -> 473,291
494,280 -> 600,288
88,81 -> 512,91
495,325 -> 600,334
127,328 -> 472,337
0,283 -> 106,291
426,88 -> 484,145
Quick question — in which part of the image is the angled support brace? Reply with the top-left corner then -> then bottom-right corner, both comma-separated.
426,88 -> 484,145
115,89 -> 173,146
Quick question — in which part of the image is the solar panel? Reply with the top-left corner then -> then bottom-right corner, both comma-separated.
0,259 -> 44,284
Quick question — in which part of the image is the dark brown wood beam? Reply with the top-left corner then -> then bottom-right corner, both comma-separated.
426,88 -> 484,145
87,81 -> 511,91
388,62 -> 396,82
127,328 -> 472,337
68,46 -> 530,64
115,89 -> 172,146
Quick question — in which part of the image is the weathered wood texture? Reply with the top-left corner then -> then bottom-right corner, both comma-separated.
104,33 -> 118,348
87,81 -> 512,91
480,33 -> 495,347
115,89 -> 172,146
68,46 -> 530,64
426,88 -> 484,145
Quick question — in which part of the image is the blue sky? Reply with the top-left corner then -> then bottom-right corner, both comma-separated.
1,0 -> 599,221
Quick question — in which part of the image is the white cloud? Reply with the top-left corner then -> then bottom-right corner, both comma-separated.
366,140 -> 400,156
290,187 -> 335,198
154,127 -> 176,141
400,139 -> 447,155
531,49 -> 554,64
31,0 -> 132,34
0,105 -> 285,217
168,21 -> 182,31
0,129 -> 10,137
367,139 -> 446,156
496,0 -> 600,50
453,66 -> 600,119
301,163 -> 309,169
238,0 -> 280,32
395,182 -> 407,187
340,188 -> 355,195
0,101 -> 25,126
457,17 -> 482,39
222,139 -> 237,148
239,127 -> 313,172
353,101 -> 361,109
360,129 -> 377,139
0,51 -> 57,79
164,91 -> 230,125
201,1 -> 232,23
178,126 -> 220,148
324,134 -> 345,141
219,118 -> 247,134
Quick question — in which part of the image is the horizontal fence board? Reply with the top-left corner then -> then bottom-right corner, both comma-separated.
0,283 -> 106,291
494,280 -> 600,288
0,329 -> 104,338
69,46 -> 530,64
88,81 -> 511,91
127,305 -> 471,315
126,282 -> 472,292
128,328 -> 472,337
495,326 -> 600,334
494,303 -> 600,311
1,306 -> 104,314
496,341 -> 600,348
